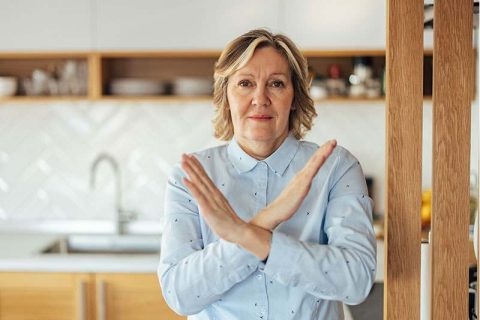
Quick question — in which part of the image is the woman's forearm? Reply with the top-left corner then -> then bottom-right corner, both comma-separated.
159,238 -> 260,315
249,207 -> 282,231
233,223 -> 272,260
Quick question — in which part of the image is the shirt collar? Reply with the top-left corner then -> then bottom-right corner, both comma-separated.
227,132 -> 300,176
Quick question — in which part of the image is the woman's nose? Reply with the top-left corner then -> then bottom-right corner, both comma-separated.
251,86 -> 270,107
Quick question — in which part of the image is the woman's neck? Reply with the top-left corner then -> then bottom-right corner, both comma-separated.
236,131 -> 289,160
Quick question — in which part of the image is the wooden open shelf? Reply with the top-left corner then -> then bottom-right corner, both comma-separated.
0,50 -> 462,103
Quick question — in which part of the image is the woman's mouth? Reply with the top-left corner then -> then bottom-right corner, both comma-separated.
248,115 -> 274,121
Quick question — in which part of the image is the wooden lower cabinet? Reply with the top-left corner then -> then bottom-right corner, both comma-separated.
0,273 -> 91,320
0,272 -> 184,320
95,273 -> 183,320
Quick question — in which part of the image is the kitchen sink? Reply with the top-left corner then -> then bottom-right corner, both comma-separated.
41,234 -> 161,254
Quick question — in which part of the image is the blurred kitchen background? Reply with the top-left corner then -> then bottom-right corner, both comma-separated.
0,1 -> 477,319
0,0 -> 476,229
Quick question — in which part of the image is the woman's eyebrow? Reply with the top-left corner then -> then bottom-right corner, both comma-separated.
234,73 -> 254,77
270,72 -> 289,77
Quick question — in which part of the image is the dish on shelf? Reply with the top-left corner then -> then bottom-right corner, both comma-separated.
110,78 -> 166,96
172,77 -> 213,96
0,77 -> 17,97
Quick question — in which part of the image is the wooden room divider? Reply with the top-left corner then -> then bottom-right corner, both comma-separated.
385,0 -> 474,319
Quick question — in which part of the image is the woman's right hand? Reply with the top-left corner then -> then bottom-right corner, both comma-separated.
250,139 -> 337,231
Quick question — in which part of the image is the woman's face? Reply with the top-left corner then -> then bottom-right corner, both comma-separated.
227,46 -> 294,150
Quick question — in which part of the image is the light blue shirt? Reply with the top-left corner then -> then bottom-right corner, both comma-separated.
158,133 -> 376,320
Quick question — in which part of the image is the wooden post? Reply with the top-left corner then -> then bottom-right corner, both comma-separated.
431,0 -> 473,319
385,0 -> 423,319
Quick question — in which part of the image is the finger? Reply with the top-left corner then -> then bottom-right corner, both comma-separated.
183,154 -> 230,208
181,154 -> 204,187
302,139 -> 337,179
309,139 -> 336,169
183,177 -> 212,212
187,155 -> 221,195
184,177 -> 235,227
181,154 -> 211,195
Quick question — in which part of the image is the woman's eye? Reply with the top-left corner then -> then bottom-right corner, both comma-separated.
271,80 -> 285,88
238,80 -> 252,87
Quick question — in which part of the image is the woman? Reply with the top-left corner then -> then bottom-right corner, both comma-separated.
158,29 -> 376,320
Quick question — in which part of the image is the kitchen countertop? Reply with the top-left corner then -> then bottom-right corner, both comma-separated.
0,220 -> 163,234
0,233 -> 385,281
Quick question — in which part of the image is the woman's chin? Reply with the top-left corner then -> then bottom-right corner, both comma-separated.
242,132 -> 286,144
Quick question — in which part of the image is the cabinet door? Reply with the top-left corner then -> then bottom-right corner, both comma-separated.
0,0 -> 92,51
95,273 -> 184,320
0,272 -> 91,320
281,0 -> 386,49
95,0 -> 280,50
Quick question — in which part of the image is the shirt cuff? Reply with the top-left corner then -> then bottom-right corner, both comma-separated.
260,231 -> 301,276
219,239 -> 260,274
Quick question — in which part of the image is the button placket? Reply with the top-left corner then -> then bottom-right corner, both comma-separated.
252,162 -> 269,320
259,269 -> 271,319
257,162 -> 268,207
252,269 -> 269,319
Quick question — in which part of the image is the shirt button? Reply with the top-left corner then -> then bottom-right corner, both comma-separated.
256,274 -> 263,280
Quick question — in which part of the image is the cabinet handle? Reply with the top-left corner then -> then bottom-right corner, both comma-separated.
78,280 -> 87,320
97,280 -> 106,320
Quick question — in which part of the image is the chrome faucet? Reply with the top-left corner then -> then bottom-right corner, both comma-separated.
90,153 -> 136,234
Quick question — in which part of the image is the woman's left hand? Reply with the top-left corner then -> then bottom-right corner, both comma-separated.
180,154 -> 247,243
251,139 -> 337,230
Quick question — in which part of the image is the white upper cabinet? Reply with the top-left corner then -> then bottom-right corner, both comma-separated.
280,0 -> 386,50
0,0 -> 92,51
94,0 -> 280,50
0,0 -> 395,52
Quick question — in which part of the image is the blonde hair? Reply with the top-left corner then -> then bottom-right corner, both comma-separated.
212,29 -> 317,140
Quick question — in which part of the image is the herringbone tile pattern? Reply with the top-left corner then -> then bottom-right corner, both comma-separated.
0,101 -> 219,221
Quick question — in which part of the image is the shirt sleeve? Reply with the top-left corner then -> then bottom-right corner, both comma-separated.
262,148 -> 377,305
158,163 -> 260,316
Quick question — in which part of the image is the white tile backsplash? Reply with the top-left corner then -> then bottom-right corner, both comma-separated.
0,100 -> 477,224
